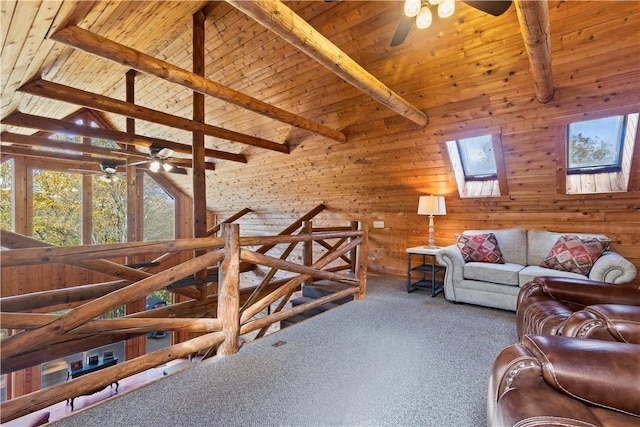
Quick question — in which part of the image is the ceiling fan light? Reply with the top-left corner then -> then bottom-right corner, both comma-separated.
404,0 -> 421,17
149,160 -> 161,172
162,162 -> 173,172
428,0 -> 441,5
416,6 -> 433,29
438,0 -> 455,18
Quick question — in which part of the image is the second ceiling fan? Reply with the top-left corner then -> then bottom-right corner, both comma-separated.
390,0 -> 512,47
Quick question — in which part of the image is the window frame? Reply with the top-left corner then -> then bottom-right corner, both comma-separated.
455,135 -> 499,181
566,114 -> 627,175
443,132 -> 508,199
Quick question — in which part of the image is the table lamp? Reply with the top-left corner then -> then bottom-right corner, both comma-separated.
418,195 -> 446,249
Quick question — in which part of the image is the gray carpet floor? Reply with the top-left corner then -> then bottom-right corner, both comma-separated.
51,276 -> 517,427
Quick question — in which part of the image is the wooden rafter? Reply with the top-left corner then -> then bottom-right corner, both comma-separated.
49,25 -> 347,143
18,79 -> 290,154
514,0 -> 554,103
225,0 -> 429,127
1,111 -> 247,163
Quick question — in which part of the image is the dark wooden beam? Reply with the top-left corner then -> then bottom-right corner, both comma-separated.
50,25 -> 346,143
226,0 -> 429,127
2,111 -> 247,163
18,79 -> 290,154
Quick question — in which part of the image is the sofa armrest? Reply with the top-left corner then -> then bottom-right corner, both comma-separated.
436,245 -> 464,301
588,251 -> 638,283
521,335 -> 640,417
562,304 -> 640,344
519,276 -> 640,307
488,339 -> 616,426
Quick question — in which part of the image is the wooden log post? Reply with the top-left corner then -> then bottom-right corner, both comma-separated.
355,221 -> 369,300
302,221 -> 313,287
349,221 -> 358,274
218,224 -> 241,356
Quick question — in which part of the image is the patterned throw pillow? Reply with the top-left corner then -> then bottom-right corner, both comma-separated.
455,233 -> 505,264
539,235 -> 611,275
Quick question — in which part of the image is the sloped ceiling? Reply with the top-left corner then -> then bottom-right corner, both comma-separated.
1,0 -> 525,159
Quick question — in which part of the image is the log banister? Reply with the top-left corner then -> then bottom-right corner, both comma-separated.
0,249 -> 225,362
0,218 -> 368,422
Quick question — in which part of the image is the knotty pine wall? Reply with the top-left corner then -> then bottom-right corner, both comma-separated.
173,1 -> 640,287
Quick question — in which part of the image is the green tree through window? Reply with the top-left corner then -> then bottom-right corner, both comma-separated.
32,170 -> 81,246
0,160 -> 12,230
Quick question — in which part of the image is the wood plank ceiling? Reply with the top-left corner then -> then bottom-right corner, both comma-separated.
1,1 -> 549,165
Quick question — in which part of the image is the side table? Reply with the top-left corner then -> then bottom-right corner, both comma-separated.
406,246 -> 444,297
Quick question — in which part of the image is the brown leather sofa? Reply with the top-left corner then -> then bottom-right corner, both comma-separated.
488,335 -> 640,426
516,276 -> 640,342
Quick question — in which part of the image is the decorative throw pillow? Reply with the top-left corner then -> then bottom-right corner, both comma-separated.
455,233 -> 505,264
539,235 -> 611,275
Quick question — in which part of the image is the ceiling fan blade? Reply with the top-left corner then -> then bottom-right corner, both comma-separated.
127,160 -> 149,166
462,1 -> 512,16
390,13 -> 414,47
167,166 -> 188,175
156,147 -> 174,159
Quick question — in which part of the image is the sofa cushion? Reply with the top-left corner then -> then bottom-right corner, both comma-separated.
527,229 -> 611,266
539,235 -> 611,275
519,265 -> 587,286
461,227 -> 527,265
463,262 -> 523,286
455,232 -> 505,263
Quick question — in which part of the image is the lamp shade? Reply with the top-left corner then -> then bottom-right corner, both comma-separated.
418,195 -> 446,215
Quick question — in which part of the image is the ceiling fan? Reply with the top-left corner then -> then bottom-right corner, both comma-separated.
128,147 -> 188,175
390,0 -> 513,47
71,162 -> 124,183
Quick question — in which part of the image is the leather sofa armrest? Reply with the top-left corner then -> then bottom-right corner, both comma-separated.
520,276 -> 640,307
488,341 -> 609,426
588,251 -> 638,284
521,335 -> 640,417
563,304 -> 640,344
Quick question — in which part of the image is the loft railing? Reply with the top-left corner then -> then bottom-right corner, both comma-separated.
0,219 -> 368,423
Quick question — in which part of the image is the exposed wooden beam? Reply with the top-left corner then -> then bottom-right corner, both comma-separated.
514,0 -> 554,103
1,131 -> 144,161
18,79 -> 290,154
225,0 -> 429,127
0,144 -> 127,166
1,111 -> 247,163
1,131 -> 216,171
50,25 -> 347,143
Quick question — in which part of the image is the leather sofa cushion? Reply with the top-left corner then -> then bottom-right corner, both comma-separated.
463,262 -> 522,286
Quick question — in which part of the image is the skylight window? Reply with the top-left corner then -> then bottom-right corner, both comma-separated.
456,135 -> 497,180
567,115 -> 625,174
561,112 -> 639,194
444,133 -> 507,198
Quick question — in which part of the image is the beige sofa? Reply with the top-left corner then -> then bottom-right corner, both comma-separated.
436,227 -> 637,311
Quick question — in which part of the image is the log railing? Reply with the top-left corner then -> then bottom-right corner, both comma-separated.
0,219 -> 368,423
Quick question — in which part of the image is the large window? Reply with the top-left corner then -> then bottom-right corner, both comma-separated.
92,175 -> 127,244
31,170 -> 82,246
0,160 -> 12,230
143,175 -> 175,241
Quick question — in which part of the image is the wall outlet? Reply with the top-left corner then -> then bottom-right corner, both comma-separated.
373,221 -> 385,229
